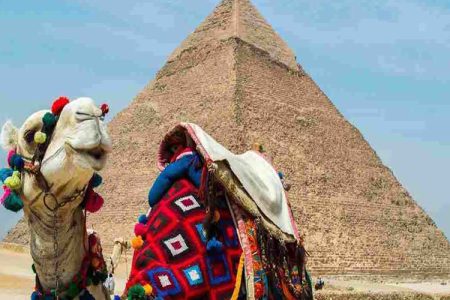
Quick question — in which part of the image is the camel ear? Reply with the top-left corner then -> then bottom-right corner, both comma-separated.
1,120 -> 19,150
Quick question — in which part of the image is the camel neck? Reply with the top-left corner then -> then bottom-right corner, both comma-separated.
28,203 -> 87,292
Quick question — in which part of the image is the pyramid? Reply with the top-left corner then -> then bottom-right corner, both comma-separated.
5,0 -> 449,276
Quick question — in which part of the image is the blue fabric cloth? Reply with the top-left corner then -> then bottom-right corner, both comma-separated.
148,153 -> 202,207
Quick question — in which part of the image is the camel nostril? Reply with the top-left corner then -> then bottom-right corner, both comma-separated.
87,147 -> 105,160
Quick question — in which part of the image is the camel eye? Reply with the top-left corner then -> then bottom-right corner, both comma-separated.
24,130 -> 36,144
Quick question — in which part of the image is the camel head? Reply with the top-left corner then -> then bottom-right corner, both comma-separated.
1,97 -> 111,205
1,97 -> 112,298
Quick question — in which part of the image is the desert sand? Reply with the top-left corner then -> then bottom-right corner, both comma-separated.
0,247 -> 448,299
0,247 -> 128,299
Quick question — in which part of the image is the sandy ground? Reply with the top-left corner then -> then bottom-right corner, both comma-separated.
322,278 -> 450,295
0,248 -> 448,298
0,248 -> 129,299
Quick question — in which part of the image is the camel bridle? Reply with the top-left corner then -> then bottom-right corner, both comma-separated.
22,119 -> 88,300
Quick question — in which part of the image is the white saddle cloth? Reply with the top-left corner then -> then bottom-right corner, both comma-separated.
186,123 -> 295,236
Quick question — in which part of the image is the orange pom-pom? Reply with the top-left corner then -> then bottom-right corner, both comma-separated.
91,257 -> 101,268
143,284 -> 153,295
51,96 -> 70,115
131,235 -> 144,249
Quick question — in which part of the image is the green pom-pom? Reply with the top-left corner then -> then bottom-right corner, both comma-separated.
3,192 -> 23,212
42,112 -> 57,129
31,264 -> 36,274
66,282 -> 80,298
128,284 -> 146,300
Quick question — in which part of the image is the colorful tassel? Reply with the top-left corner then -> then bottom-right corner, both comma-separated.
51,96 -> 70,115
127,284 -> 145,300
138,214 -> 148,225
42,112 -> 57,129
131,236 -> 144,250
0,168 -> 13,183
134,223 -> 146,237
3,191 -> 23,212
10,154 -> 25,171
34,131 -> 47,144
7,149 -> 16,166
90,173 -> 103,188
100,103 -> 109,116
143,284 -> 153,295
84,188 -> 104,213
4,171 -> 21,190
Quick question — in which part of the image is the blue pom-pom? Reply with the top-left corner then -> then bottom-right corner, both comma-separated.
114,296 -> 121,300
31,291 -> 39,300
0,168 -> 13,183
11,155 -> 25,171
90,173 -> 103,188
207,237 -> 223,253
138,214 -> 148,225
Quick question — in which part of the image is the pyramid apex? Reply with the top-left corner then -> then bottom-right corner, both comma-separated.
168,0 -> 299,71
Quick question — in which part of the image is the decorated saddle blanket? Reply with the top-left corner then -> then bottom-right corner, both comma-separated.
158,123 -> 298,238
126,179 -> 242,299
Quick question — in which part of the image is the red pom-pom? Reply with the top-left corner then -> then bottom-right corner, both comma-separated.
134,223 -> 146,236
100,103 -> 109,115
51,96 -> 70,115
85,189 -> 104,213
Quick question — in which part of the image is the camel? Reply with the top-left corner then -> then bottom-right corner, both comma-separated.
106,238 -> 131,277
1,98 -> 112,299
124,123 -> 313,299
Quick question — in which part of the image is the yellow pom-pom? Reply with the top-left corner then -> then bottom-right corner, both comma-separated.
131,235 -> 144,249
213,210 -> 221,223
34,131 -> 47,144
143,284 -> 153,295
5,172 -> 21,190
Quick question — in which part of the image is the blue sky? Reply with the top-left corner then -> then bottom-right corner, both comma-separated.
0,0 -> 449,240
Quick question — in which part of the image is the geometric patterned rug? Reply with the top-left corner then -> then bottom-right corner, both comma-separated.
126,179 -> 242,299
